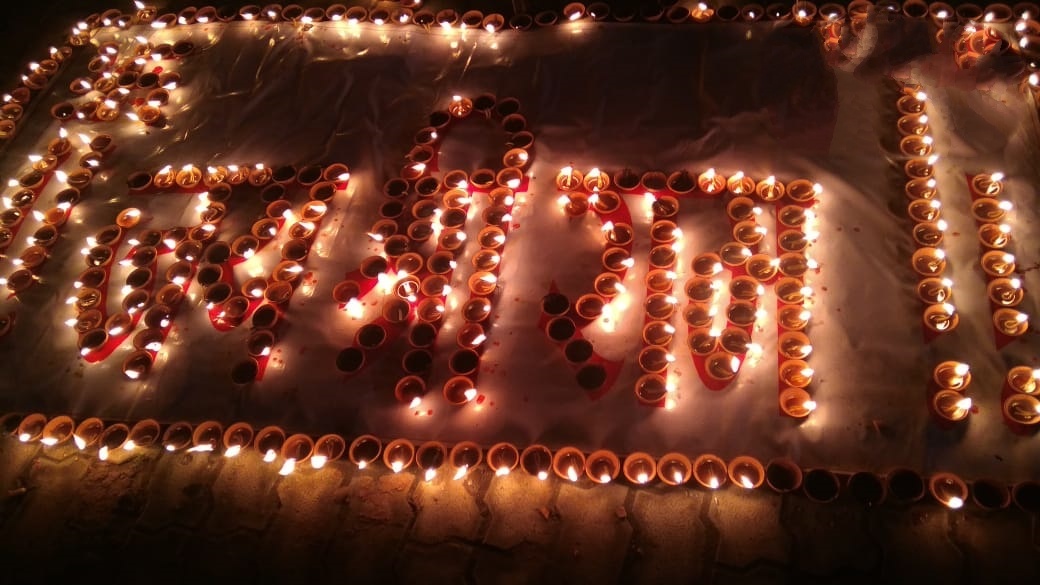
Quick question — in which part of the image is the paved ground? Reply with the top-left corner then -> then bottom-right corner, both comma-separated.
1,2 -> 1038,583
0,435 -> 1037,584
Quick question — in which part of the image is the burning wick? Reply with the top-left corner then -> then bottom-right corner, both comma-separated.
987,172 -> 1005,195
279,458 -> 296,476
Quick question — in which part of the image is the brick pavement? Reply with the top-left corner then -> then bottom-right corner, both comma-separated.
0,2 -> 1037,582
1,436 -> 1038,585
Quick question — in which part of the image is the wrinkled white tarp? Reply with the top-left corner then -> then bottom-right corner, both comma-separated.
1,15 -> 1038,481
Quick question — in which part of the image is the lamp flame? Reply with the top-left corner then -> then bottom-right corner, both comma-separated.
279,458 -> 296,476
345,298 -> 364,319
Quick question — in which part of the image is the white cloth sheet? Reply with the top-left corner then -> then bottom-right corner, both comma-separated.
0,15 -> 1038,481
